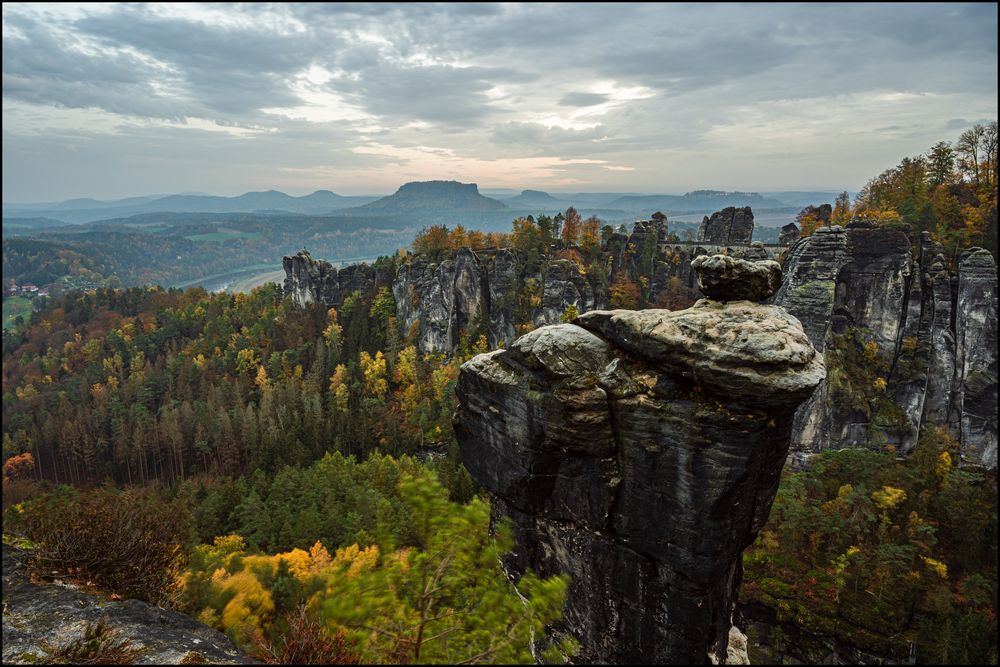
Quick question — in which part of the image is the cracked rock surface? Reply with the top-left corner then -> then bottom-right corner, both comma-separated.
692,254 -> 783,303
2,544 -> 251,665
455,302 -> 824,664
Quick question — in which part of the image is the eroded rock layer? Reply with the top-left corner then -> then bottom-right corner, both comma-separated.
454,302 -> 824,663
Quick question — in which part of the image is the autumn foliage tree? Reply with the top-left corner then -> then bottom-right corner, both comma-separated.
177,469 -> 573,664
608,271 -> 640,309
561,207 -> 581,246
580,215 -> 601,260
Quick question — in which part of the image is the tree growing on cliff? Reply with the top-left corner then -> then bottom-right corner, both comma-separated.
580,216 -> 601,260
412,225 -> 452,259
832,191 -> 852,226
608,271 -> 640,309
796,206 -> 825,237
927,141 -> 956,187
956,122 -> 998,193
561,207 -> 581,246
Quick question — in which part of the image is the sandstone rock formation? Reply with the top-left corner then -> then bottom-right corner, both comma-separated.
773,225 -> 998,468
285,208 -> 774,355
692,254 -> 782,302
954,247 -> 998,468
778,223 -> 801,246
282,249 -> 393,308
698,207 -> 755,245
284,210 -> 997,468
454,281 -> 824,662
2,544 -> 250,665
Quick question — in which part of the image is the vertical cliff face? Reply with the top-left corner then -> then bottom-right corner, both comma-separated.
455,258 -> 824,663
779,223 -> 801,246
282,249 -> 389,308
698,207 -> 755,245
283,217 -> 997,467
389,249 -> 603,353
283,209 -> 777,355
955,248 -> 999,468
774,225 -> 998,467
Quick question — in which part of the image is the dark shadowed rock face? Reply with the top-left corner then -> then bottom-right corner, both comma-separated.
698,207 -> 754,245
779,223 -> 801,246
2,544 -> 251,665
454,304 -> 824,663
692,254 -> 782,303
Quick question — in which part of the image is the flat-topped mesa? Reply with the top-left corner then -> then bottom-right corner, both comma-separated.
455,301 -> 825,663
692,254 -> 782,303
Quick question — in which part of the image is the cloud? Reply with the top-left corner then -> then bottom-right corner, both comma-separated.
559,92 -> 610,107
1,2 -> 997,200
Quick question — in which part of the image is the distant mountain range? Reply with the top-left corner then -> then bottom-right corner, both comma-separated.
3,184 -> 848,227
2,190 -> 380,224
607,190 -> 785,213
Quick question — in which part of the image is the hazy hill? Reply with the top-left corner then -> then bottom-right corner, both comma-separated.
608,190 -> 784,213
351,181 -> 508,213
503,189 -> 573,207
2,217 -> 71,233
760,191 -> 850,208
1,190 -> 380,224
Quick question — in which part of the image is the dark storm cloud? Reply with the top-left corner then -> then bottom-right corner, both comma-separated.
2,13 -> 192,120
76,8 -> 313,117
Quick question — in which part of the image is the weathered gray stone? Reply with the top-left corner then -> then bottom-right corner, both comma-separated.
534,260 -> 596,327
692,254 -> 782,302
578,305 -> 824,408
770,225 -> 848,353
283,249 -> 381,308
698,207 -> 755,245
955,247 -> 998,468
779,223 -> 801,246
2,544 -> 251,665
455,302 -> 824,663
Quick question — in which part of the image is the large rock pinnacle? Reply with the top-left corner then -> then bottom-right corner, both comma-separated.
691,254 -> 783,303
454,303 -> 824,663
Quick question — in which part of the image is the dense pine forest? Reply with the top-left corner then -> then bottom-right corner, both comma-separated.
2,126 -> 997,664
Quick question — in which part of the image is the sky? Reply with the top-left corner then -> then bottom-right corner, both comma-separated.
2,2 -> 997,202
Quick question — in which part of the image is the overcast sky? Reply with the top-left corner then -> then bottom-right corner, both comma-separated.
2,2 -> 997,202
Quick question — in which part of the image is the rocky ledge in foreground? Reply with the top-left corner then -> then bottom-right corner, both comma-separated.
2,543 -> 251,665
454,256 -> 824,664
